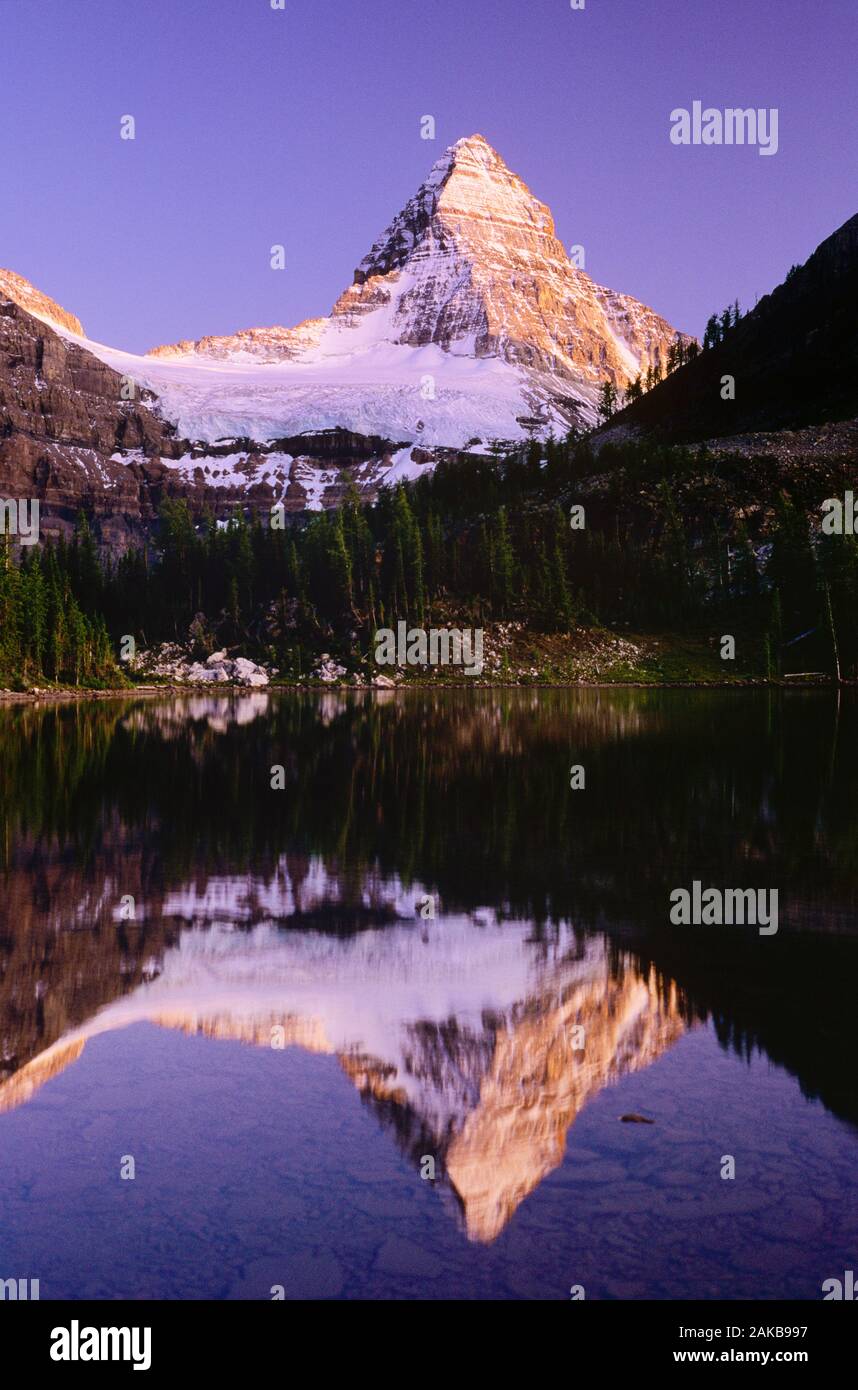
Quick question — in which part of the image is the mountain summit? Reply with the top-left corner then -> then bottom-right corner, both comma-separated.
333,134 -> 686,389
142,135 -> 690,441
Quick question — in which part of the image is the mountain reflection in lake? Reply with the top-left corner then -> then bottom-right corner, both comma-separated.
0,690 -> 856,1299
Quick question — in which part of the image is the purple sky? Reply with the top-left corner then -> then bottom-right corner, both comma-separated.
4,0 -> 856,353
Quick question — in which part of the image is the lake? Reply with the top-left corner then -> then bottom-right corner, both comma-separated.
0,688 -> 856,1300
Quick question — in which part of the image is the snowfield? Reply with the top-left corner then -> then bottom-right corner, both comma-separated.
71,330 -> 590,449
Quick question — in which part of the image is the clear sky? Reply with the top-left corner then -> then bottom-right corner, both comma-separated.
3,0 -> 856,353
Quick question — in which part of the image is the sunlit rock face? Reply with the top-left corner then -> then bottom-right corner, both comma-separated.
442,969 -> 684,1242
0,267 -> 85,337
335,135 -> 687,394
0,873 -> 686,1240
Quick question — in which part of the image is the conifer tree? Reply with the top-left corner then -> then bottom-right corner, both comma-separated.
598,380 -> 618,422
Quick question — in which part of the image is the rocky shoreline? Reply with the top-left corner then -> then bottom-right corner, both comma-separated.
0,621 -> 837,702
128,644 -> 272,687
0,675 -> 837,704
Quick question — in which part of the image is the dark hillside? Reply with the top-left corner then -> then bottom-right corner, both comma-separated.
604,213 -> 858,443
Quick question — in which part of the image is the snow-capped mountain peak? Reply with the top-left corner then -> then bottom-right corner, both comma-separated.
330,132 -> 684,392
140,134 -> 691,442
350,132 -> 556,284
0,138 -> 694,526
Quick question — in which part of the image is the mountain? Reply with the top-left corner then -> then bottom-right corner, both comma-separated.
0,136 -> 690,537
598,211 -> 858,447
140,134 -> 689,445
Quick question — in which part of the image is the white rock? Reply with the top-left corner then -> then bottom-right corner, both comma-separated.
311,656 -> 347,682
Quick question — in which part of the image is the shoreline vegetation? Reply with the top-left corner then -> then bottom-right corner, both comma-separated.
2,432 -> 857,695
0,622 -> 848,698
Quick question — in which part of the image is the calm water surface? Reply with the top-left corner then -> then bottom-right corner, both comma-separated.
0,689 -> 856,1299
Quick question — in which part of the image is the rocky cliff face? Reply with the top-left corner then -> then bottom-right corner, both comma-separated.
0,293 -> 180,549
0,293 -> 402,547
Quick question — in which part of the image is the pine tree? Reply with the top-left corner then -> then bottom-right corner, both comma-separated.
20,549 -> 48,676
550,506 -> 573,631
385,486 -> 424,622
597,380 -> 617,423
625,374 -> 643,405
493,507 -> 515,615
703,314 -> 719,350
768,493 -> 817,634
